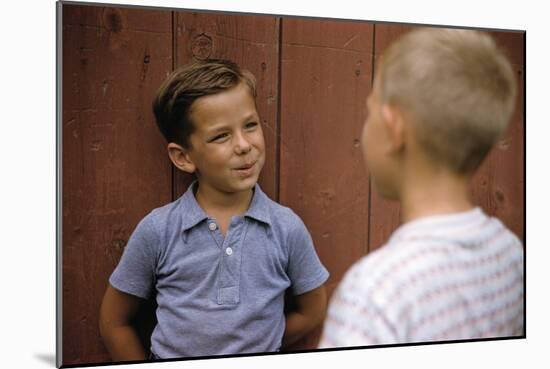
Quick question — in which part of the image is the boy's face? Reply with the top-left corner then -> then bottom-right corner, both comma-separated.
185,82 -> 265,195
361,77 -> 400,199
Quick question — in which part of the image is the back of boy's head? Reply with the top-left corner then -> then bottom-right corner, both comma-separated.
153,59 -> 257,148
378,27 -> 517,174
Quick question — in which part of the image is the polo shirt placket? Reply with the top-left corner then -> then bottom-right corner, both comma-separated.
206,217 -> 249,305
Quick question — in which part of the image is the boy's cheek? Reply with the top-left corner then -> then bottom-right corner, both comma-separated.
255,133 -> 267,157
363,137 -> 389,193
257,151 -> 267,173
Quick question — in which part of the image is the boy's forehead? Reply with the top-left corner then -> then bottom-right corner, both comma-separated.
194,82 -> 254,107
190,88 -> 258,128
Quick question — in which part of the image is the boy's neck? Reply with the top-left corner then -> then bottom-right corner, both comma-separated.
194,182 -> 254,219
399,160 -> 475,224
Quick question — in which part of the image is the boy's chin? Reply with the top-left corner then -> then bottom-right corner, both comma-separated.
196,177 -> 258,194
236,178 -> 259,191
226,176 -> 259,193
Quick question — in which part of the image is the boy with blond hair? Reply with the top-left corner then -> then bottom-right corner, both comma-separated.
319,28 -> 524,346
99,59 -> 329,360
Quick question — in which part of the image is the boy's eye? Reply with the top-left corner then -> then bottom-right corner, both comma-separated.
209,133 -> 229,142
245,122 -> 258,129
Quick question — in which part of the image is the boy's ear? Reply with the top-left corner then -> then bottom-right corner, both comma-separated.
167,143 -> 196,174
381,104 -> 406,153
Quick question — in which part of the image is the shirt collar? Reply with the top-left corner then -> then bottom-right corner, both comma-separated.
244,184 -> 272,226
179,181 -> 209,232
179,181 -> 272,233
387,207 -> 485,244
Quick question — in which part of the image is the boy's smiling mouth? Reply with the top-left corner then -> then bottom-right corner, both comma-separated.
236,161 -> 255,170
233,161 -> 257,177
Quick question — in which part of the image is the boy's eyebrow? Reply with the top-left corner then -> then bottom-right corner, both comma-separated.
204,113 -> 259,133
202,112 -> 260,134
204,123 -> 231,134
241,112 -> 260,123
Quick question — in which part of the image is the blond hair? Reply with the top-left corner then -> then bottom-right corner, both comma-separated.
378,27 -> 517,173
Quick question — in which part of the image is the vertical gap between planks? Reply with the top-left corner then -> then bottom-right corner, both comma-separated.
366,24 -> 376,255
275,17 -> 283,203
170,11 -> 177,201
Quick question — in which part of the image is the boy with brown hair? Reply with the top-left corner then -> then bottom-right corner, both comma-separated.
319,27 -> 523,347
99,59 -> 329,360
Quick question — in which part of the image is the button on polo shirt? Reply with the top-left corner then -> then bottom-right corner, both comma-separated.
108,181 -> 330,358
203,215 -> 247,305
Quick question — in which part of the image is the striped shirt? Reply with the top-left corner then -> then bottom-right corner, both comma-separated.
319,207 -> 524,347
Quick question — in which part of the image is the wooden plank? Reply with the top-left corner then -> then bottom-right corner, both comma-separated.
280,17 -> 373,349
62,4 -> 172,365
173,11 -> 280,200
370,25 -> 525,252
373,23 -> 416,56
368,24 -> 415,252
471,30 -> 525,241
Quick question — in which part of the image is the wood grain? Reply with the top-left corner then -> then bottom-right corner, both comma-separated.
62,4 -> 172,365
172,12 -> 280,200
368,23 -> 414,252
471,30 -> 525,241
279,17 -> 373,349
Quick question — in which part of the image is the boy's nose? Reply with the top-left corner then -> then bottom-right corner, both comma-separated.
234,132 -> 252,154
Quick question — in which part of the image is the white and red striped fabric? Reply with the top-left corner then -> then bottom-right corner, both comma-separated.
319,207 -> 524,348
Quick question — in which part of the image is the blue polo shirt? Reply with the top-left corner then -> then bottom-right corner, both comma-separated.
109,182 -> 329,358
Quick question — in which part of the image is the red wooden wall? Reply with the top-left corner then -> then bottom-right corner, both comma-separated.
61,4 -> 525,366
62,5 -> 172,364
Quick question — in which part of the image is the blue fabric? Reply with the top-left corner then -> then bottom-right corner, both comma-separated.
109,182 -> 329,358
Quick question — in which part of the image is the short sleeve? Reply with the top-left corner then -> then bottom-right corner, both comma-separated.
286,213 -> 329,295
109,214 -> 157,299
318,263 -> 398,348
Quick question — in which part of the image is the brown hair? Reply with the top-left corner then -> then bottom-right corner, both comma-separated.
153,59 -> 257,148
377,27 -> 517,173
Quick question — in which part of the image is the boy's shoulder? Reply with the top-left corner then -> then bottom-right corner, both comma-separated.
343,208 -> 523,301
137,195 -> 188,236
252,187 -> 307,235
260,194 -> 299,220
